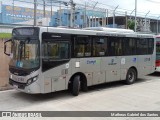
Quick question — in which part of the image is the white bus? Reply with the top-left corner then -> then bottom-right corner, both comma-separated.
155,35 -> 160,72
4,27 -> 155,96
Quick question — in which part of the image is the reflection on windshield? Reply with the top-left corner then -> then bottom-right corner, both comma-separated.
9,39 -> 39,69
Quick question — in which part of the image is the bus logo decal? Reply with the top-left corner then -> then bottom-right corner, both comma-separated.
87,60 -> 100,65
133,58 -> 137,63
108,59 -> 117,65
144,58 -> 150,62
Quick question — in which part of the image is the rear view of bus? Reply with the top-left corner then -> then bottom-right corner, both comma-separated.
156,35 -> 160,72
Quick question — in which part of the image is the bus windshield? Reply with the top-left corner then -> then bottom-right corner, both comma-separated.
9,39 -> 40,70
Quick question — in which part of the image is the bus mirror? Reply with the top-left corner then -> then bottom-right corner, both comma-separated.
4,39 -> 12,56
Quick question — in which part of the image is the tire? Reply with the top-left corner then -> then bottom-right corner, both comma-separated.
72,76 -> 80,96
125,68 -> 136,85
81,80 -> 88,92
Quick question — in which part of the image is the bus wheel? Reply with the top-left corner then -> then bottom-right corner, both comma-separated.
72,76 -> 80,96
125,68 -> 136,85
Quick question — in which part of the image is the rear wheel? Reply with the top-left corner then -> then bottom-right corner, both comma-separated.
72,76 -> 80,96
125,68 -> 136,85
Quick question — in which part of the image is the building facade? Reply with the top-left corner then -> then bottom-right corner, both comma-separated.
0,4 -> 51,24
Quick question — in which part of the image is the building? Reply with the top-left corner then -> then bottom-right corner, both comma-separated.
49,9 -> 105,28
49,8 -> 160,34
0,4 -> 51,24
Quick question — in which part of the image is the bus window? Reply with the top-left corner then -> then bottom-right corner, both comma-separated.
123,38 -> 136,55
148,38 -> 154,54
43,42 -> 69,60
93,37 -> 107,57
137,38 -> 148,55
108,37 -> 122,56
74,36 -> 91,57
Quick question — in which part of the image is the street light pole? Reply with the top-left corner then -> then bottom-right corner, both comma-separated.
113,5 -> 119,28
134,0 -> 137,32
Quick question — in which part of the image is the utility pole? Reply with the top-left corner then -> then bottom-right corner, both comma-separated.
43,0 -> 45,18
69,0 -> 75,28
34,0 -> 37,26
135,0 -> 137,32
12,0 -> 14,23
51,1 -> 52,18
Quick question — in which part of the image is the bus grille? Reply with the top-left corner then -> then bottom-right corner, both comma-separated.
9,79 -> 26,89
9,68 -> 29,76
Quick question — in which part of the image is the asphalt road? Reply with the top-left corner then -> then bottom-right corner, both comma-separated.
0,73 -> 160,120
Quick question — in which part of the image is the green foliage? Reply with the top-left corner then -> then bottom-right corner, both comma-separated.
127,20 -> 135,30
0,33 -> 11,39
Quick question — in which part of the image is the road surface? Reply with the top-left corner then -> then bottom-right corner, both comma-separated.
0,73 -> 160,120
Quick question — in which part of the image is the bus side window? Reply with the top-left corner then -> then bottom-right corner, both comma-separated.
108,37 -> 116,56
123,38 -> 137,55
93,37 -> 107,57
137,38 -> 148,55
148,38 -> 154,54
74,36 -> 91,57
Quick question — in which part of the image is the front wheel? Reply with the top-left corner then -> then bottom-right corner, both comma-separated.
125,68 -> 137,85
72,76 -> 80,96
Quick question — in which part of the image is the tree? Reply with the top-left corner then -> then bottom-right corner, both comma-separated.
127,20 -> 135,30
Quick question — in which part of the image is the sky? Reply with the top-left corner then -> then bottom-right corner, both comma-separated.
75,0 -> 160,18
0,0 -> 160,18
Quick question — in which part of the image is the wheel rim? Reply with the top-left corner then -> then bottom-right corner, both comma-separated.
128,71 -> 134,82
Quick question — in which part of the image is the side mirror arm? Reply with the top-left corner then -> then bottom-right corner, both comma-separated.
4,39 -> 12,56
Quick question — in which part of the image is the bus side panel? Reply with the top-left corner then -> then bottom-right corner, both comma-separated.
43,63 -> 71,93
101,57 -> 121,82
137,55 -> 152,78
120,56 -> 138,80
71,58 -> 96,86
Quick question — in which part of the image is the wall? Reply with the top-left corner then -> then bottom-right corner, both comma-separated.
0,39 -> 10,90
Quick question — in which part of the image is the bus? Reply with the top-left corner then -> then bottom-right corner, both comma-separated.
156,35 -> 160,72
4,27 -> 155,96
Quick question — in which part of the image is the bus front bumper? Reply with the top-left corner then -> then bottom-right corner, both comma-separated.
9,78 -> 41,94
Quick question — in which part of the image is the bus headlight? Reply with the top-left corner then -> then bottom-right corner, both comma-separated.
26,75 -> 38,86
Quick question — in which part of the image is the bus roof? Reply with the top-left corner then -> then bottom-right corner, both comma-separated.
156,35 -> 160,38
14,26 -> 154,38
83,27 -> 134,33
